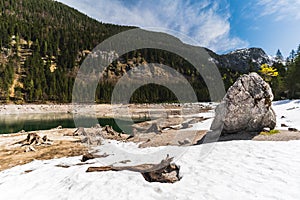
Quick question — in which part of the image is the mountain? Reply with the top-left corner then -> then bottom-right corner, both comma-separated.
0,0 -> 273,103
207,48 -> 273,72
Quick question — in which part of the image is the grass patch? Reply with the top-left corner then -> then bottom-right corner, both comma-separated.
260,129 -> 280,135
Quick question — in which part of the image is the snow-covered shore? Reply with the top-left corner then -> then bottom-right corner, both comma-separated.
187,100 -> 300,131
0,140 -> 300,200
273,100 -> 300,130
0,100 -> 299,200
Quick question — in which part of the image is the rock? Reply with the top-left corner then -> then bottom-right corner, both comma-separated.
93,124 -> 101,129
66,126 -> 128,144
64,127 -> 86,136
288,128 -> 298,132
183,138 -> 191,144
178,138 -> 191,145
56,125 -> 62,129
134,123 -> 161,134
133,123 -> 155,134
68,127 -> 103,145
81,153 -> 95,162
281,124 -> 288,127
212,72 -> 276,134
119,160 -> 131,164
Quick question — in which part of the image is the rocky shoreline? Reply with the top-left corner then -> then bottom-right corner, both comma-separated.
0,103 -> 212,118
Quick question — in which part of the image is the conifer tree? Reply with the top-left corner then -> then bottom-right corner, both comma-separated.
289,49 -> 296,61
297,44 -> 300,56
275,49 -> 284,62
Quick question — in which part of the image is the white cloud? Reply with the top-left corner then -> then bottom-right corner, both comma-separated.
56,0 -> 248,53
256,0 -> 300,21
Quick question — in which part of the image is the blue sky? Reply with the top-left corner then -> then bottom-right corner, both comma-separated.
56,0 -> 300,57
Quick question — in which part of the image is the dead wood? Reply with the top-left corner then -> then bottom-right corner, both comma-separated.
288,128 -> 298,132
81,152 -> 109,162
55,162 -> 97,168
55,164 -> 71,168
65,127 -> 87,136
13,133 -> 52,146
66,126 -> 128,144
86,155 -> 181,183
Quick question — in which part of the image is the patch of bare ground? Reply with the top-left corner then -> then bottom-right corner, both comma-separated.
0,129 -> 87,171
197,130 -> 300,144
129,130 -> 206,148
1,123 -> 299,172
253,130 -> 300,141
132,129 -> 300,148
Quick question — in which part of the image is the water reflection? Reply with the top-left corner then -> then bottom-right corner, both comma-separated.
0,113 -> 138,134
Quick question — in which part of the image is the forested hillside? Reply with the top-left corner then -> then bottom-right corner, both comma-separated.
0,0 -> 132,102
0,0 -> 299,103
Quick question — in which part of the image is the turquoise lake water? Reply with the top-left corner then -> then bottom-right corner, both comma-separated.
0,113 -> 145,134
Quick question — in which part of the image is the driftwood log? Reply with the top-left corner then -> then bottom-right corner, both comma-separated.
81,152 -> 109,162
86,156 -> 181,183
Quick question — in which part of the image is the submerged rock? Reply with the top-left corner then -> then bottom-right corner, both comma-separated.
213,72 -> 276,134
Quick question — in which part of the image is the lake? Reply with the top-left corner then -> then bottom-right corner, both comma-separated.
0,113 -> 146,134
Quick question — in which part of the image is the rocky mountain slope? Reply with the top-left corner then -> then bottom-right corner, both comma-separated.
207,47 -> 273,72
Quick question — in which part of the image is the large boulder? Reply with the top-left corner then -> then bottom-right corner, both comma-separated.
213,72 -> 276,134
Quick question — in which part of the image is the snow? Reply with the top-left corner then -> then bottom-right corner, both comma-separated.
0,100 -> 300,200
185,110 -> 215,131
188,99 -> 300,131
229,48 -> 250,55
273,100 -> 300,130
1,140 -> 300,200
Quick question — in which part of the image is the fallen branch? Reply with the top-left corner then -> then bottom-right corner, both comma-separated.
81,152 -> 110,162
86,155 -> 181,183
55,162 -> 97,168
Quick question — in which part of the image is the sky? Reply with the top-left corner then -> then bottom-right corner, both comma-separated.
56,0 -> 300,57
